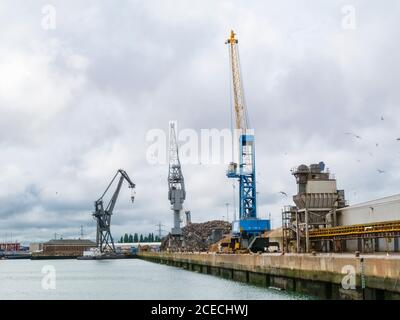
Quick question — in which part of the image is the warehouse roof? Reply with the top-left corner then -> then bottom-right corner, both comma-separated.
44,239 -> 96,246
337,193 -> 400,211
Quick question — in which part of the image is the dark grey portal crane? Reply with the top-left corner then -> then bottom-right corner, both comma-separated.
93,169 -> 135,253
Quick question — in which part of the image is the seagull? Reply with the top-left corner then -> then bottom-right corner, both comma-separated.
377,169 -> 385,174
345,132 -> 362,139
279,191 -> 288,197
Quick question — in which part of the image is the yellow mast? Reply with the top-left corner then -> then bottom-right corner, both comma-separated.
226,30 -> 249,132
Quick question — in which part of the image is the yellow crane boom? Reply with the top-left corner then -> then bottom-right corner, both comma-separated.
226,30 -> 249,132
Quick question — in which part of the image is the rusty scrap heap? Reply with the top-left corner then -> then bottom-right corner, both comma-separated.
161,220 -> 231,252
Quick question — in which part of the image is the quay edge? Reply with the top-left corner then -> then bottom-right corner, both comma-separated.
138,251 -> 400,300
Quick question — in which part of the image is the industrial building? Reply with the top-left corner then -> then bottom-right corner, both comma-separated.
334,194 -> 400,252
282,162 -> 400,253
29,242 -> 43,253
0,243 -> 21,252
282,162 -> 346,253
42,239 -> 96,257
337,194 -> 400,226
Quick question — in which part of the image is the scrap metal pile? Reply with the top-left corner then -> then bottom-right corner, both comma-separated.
161,220 -> 231,252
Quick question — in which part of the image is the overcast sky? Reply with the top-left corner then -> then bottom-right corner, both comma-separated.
1,1 -> 399,243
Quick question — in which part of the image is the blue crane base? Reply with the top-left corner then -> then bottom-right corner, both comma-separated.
232,219 -> 271,237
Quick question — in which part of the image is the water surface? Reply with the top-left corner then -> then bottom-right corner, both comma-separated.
0,259 -> 312,300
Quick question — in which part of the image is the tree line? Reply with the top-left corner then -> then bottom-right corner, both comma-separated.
119,233 -> 161,243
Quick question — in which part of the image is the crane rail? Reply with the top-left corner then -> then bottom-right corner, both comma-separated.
309,220 -> 400,239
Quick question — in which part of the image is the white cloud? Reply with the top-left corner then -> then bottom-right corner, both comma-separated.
0,0 -> 399,243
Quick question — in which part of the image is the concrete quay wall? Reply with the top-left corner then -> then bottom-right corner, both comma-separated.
138,252 -> 400,300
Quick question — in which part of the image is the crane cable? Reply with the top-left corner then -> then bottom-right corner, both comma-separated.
236,45 -> 251,131
228,44 -> 234,162
98,170 -> 135,202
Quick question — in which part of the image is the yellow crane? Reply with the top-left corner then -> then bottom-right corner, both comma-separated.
225,30 -> 270,248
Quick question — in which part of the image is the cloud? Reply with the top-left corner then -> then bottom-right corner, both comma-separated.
0,1 -> 399,242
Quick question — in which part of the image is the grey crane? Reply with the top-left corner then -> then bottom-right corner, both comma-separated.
93,169 -> 135,253
168,122 -> 186,236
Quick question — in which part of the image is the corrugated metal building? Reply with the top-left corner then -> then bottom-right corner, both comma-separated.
338,194 -> 400,225
337,194 -> 400,252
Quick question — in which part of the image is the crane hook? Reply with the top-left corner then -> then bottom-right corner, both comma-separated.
130,188 -> 136,204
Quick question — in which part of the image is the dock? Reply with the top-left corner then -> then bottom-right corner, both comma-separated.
138,251 -> 400,300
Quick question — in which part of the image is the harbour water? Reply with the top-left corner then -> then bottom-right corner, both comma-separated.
0,259 -> 313,300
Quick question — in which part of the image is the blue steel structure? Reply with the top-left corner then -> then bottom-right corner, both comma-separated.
226,31 -> 270,238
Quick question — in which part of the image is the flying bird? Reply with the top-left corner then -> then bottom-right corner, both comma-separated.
381,116 -> 385,121
279,191 -> 288,197
377,169 -> 385,174
397,138 -> 400,141
344,132 -> 362,139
